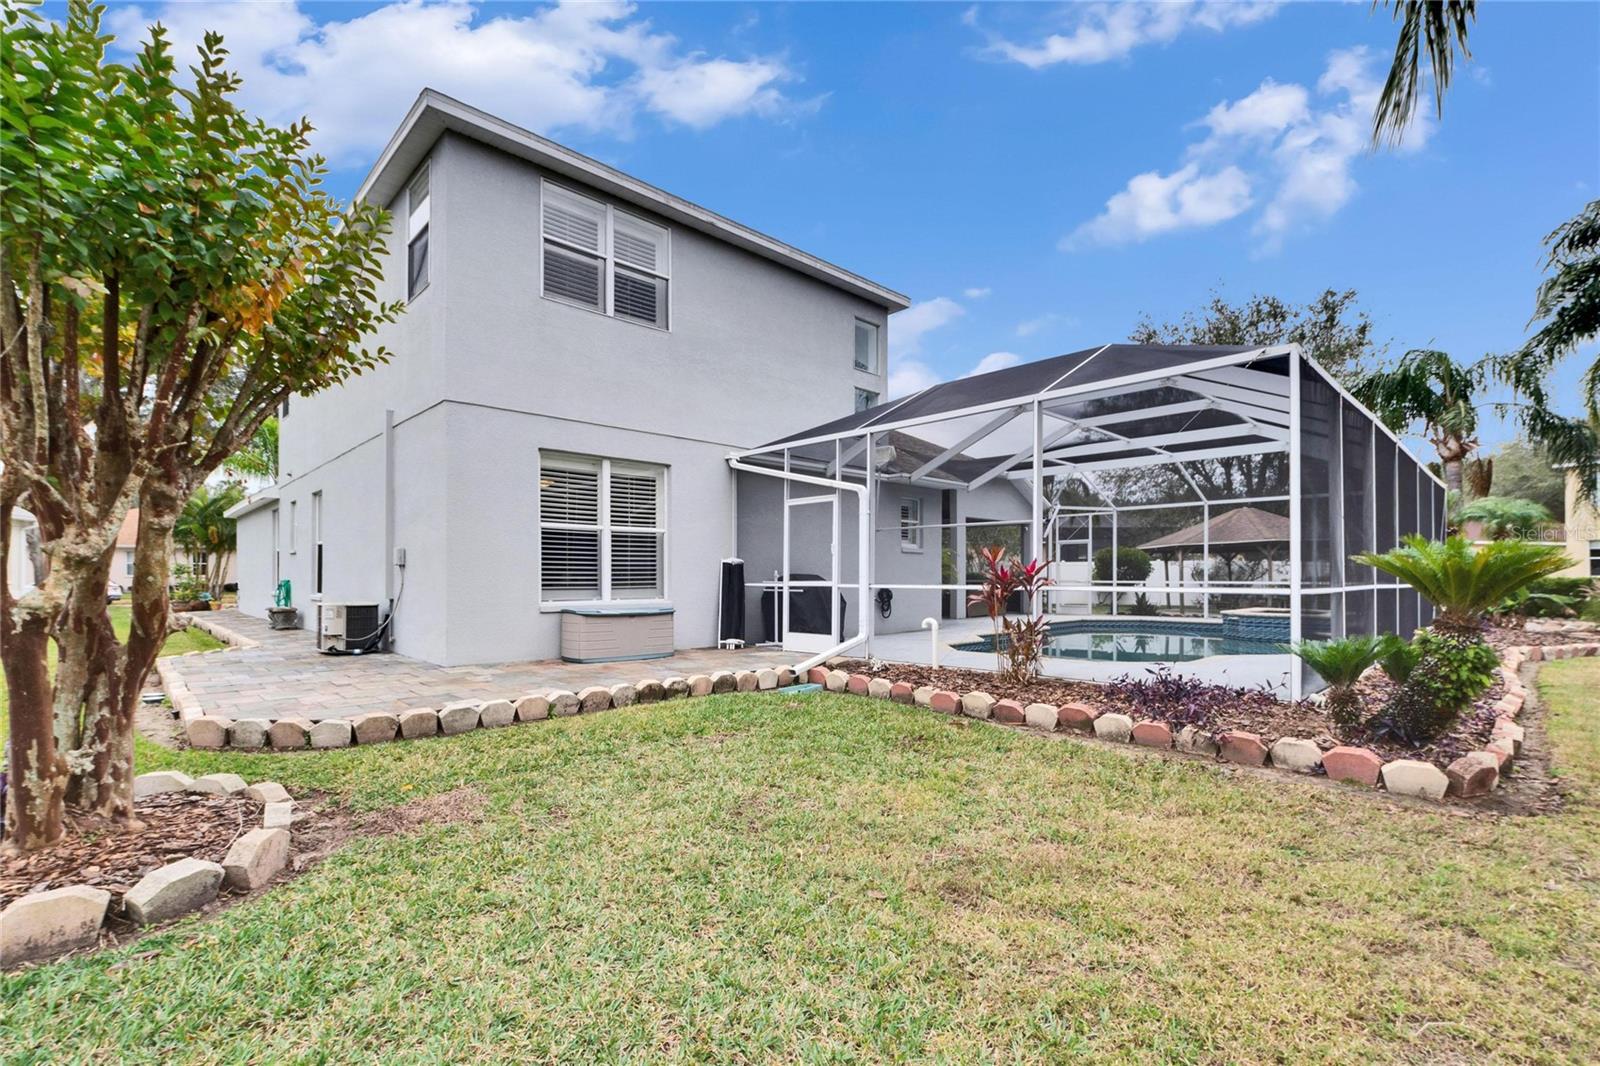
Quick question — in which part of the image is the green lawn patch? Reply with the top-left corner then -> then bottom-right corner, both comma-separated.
3,663 -> 1598,1062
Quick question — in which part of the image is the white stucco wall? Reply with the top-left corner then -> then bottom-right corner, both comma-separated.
254,126 -> 899,666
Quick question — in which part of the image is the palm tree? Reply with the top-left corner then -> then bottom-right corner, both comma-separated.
1371,1 -> 1476,146
1354,535 -> 1571,636
1454,496 -> 1552,540
1287,636 -> 1386,728
224,417 -> 279,481
174,484 -> 246,599
1352,349 -> 1479,494
1487,200 -> 1600,503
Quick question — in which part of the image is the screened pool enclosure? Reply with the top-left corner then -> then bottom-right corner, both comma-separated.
727,344 -> 1445,698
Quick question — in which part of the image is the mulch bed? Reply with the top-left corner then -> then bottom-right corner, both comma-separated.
0,791 -> 261,908
838,620 -> 1559,768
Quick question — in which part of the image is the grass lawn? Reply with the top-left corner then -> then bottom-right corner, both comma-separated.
0,604 -> 223,737
3,660 -> 1598,1062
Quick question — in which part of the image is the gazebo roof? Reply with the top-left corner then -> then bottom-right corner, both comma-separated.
1138,506 -> 1289,553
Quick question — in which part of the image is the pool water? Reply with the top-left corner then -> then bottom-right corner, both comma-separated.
953,619 -> 1285,663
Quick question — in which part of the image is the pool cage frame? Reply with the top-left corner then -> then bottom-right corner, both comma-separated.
728,343 -> 1446,699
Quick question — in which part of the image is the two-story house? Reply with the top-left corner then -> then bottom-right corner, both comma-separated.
229,91 -> 908,666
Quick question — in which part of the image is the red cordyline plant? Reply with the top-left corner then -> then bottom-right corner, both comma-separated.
967,547 -> 1053,683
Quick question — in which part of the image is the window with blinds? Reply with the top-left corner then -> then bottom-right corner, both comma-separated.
539,454 -> 666,603
900,498 -> 923,551
540,181 -> 669,328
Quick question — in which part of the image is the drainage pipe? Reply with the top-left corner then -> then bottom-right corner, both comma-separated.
727,456 -> 869,674
921,617 -> 940,669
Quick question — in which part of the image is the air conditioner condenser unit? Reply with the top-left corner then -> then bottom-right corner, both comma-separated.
317,601 -> 384,654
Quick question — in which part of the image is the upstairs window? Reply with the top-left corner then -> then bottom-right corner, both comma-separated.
540,454 -> 667,603
854,319 -> 880,373
407,163 -> 430,300
541,181 -> 670,329
855,388 -> 878,413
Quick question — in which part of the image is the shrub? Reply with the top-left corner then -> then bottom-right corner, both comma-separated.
1286,636 -> 1386,728
967,547 -> 1052,683
1092,547 -> 1153,584
1373,630 -> 1500,746
1127,592 -> 1159,616
1376,633 -> 1422,685
1496,576 -> 1596,619
1455,495 -> 1553,540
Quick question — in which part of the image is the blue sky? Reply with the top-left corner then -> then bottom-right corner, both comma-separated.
104,1 -> 1600,448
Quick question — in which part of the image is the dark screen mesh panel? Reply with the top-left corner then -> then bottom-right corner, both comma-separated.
1378,588 -> 1399,636
1433,482 -> 1447,539
1399,586 -> 1420,637
1397,459 -> 1420,546
1374,433 -> 1397,554
1342,400 -> 1373,584
1299,358 -> 1338,587
1344,589 -> 1374,638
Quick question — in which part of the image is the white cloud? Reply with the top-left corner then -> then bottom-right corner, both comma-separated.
1197,79 -> 1309,141
887,296 -> 966,398
889,296 -> 965,360
1064,163 -> 1252,248
963,286 -> 992,299
1066,46 -> 1435,253
105,1 -> 810,164
967,352 -> 1022,376
976,2 -> 1279,69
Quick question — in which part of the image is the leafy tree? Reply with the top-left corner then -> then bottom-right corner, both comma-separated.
0,3 -> 400,851
1129,289 -> 1380,498
1287,635 -> 1386,728
223,416 -> 279,481
1486,200 -> 1600,502
1130,288 -> 1382,386
1454,496 -> 1552,540
1480,438 -> 1565,516
1371,1 -> 1476,146
1351,349 -> 1479,494
174,483 -> 245,599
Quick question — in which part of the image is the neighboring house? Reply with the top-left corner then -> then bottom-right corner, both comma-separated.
229,90 -> 908,666
111,508 -> 140,589
6,507 -> 41,597
1561,468 -> 1600,578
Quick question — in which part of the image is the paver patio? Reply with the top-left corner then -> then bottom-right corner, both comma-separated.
164,610 -> 796,722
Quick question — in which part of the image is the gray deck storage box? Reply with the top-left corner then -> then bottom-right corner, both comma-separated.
559,607 -> 674,663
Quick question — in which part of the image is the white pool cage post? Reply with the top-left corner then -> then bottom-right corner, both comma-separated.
1288,351 -> 1304,701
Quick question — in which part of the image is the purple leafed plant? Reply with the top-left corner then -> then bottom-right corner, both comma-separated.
1101,666 -> 1258,728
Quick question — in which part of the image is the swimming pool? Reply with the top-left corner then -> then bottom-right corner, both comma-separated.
952,618 -> 1286,663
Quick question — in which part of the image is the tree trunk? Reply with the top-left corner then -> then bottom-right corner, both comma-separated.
75,492 -> 180,821
0,607 -> 68,851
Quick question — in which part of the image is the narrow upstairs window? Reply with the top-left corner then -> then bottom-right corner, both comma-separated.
407,163 -> 430,300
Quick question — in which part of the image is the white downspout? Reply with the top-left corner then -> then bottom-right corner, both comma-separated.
727,456 -> 869,674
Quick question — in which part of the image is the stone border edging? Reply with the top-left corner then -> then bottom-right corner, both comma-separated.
1,776 -> 297,969
812,631 -> 1600,806
179,666 -> 805,751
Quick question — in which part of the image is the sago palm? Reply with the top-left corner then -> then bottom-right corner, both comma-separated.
1353,535 -> 1572,635
1288,635 -> 1386,728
